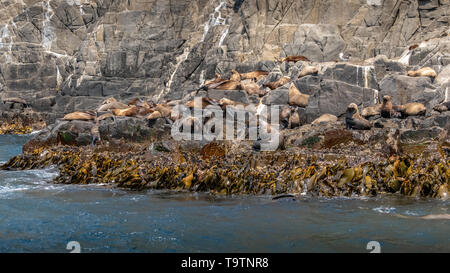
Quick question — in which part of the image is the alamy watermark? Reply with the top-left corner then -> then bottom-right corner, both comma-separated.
170,97 -> 281,151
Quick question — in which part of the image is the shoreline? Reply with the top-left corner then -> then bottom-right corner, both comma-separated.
1,138 -> 448,199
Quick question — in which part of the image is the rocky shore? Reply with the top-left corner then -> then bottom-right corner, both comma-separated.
0,0 -> 449,198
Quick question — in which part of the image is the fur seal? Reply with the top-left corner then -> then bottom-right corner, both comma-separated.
96,112 -> 115,121
380,96 -> 401,118
97,101 -> 129,112
278,56 -> 310,63
264,76 -> 291,90
288,83 -> 309,107
101,97 -> 117,105
396,102 -> 426,118
346,103 -> 372,130
433,101 -> 450,112
230,69 -> 241,82
146,111 -> 162,120
185,97 -> 216,109
289,109 -> 300,129
361,104 -> 381,118
209,80 -> 242,90
63,111 -> 95,121
407,67 -> 437,78
1,97 -> 28,105
204,73 -> 223,86
154,104 -> 172,117
311,114 -> 337,125
240,70 -> 269,80
111,106 -> 139,117
241,79 -> 266,96
298,66 -> 318,78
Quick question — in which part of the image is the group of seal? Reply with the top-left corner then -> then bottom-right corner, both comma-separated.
346,96 -> 428,130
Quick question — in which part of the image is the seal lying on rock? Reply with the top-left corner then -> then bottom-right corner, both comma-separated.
97,101 -> 129,112
240,71 -> 269,80
407,67 -> 437,78
278,56 -> 310,63
311,114 -> 338,125
112,106 -> 139,117
264,76 -> 291,90
209,80 -> 242,90
288,83 -> 309,107
433,101 -> 450,112
396,102 -> 426,118
346,103 -> 372,130
1,97 -> 28,106
361,104 -> 381,118
241,79 -> 266,96
63,111 -> 96,121
298,66 -> 318,78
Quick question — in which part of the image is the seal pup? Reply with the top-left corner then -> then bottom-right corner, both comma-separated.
346,103 -> 372,130
311,114 -> 337,125
264,76 -> 291,90
288,83 -> 309,107
278,56 -> 310,63
433,101 -> 450,112
298,66 -> 318,78
396,102 -> 426,118
240,71 -> 269,80
407,67 -> 437,78
154,104 -> 172,117
96,112 -> 115,122
63,111 -> 96,121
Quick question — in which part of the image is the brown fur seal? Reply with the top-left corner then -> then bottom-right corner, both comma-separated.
112,106 -> 139,117
241,79 -> 266,96
433,101 -> 450,112
264,76 -> 291,90
288,83 -> 309,107
97,101 -> 129,112
209,80 -> 242,90
230,69 -> 241,82
289,109 -> 300,129
361,104 -> 381,118
96,112 -> 115,121
407,67 -> 437,78
2,97 -> 28,105
63,112 -> 95,121
396,102 -> 426,118
101,97 -> 117,105
154,104 -> 172,117
240,71 -> 269,80
278,56 -> 310,63
185,97 -> 216,109
346,103 -> 372,130
146,111 -> 162,120
311,114 -> 338,125
380,96 -> 402,118
204,73 -> 223,86
298,66 -> 318,78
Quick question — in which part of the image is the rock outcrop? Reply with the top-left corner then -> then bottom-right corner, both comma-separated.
1,0 -> 449,125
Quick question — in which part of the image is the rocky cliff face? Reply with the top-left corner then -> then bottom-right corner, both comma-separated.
1,0 -> 449,123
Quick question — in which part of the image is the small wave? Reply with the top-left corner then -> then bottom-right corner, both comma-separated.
373,206 -> 396,214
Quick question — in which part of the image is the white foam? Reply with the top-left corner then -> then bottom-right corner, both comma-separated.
373,206 -> 396,214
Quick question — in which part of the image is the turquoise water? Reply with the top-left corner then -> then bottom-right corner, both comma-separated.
0,134 -> 448,253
